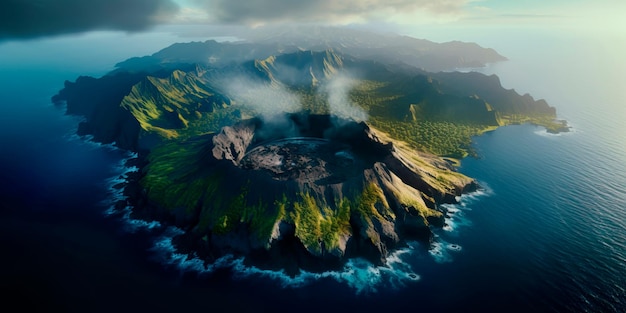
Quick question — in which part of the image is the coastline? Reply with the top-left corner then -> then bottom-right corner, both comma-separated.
101,146 -> 490,292
105,115 -> 478,275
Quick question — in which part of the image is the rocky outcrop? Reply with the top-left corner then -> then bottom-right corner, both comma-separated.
51,72 -> 146,150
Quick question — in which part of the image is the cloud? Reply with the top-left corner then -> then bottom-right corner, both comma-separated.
192,0 -> 468,25
0,0 -> 179,40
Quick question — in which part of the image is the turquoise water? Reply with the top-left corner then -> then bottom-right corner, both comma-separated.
0,30 -> 624,312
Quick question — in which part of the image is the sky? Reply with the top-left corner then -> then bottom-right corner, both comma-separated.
1,0 -> 624,42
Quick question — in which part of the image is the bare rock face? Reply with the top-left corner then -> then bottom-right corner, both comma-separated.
135,113 -> 476,273
212,123 -> 255,164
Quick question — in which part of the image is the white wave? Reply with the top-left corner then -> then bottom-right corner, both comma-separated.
98,150 -> 163,234
90,131 -> 491,293
99,157 -> 490,292
447,243 -> 463,252
229,249 -> 420,294
428,238 -> 463,263
105,187 -> 162,233
151,227 -> 235,274
63,130 -> 124,153
102,156 -> 138,204
149,228 -> 421,294
464,184 -> 494,200
120,210 -> 162,233
428,240 -> 450,263
429,185 -> 491,262
99,164 -> 489,293
440,198 -> 475,234
446,207 -> 461,214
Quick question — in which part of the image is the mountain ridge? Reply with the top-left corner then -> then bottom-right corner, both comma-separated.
115,26 -> 507,73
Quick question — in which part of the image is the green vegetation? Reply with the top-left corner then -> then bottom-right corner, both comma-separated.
121,70 -> 239,140
355,183 -> 393,246
290,193 -> 324,253
137,68 -> 559,253
371,118 -> 490,158
184,107 -> 241,137
290,193 -> 352,254
118,61 -> 563,161
211,185 -> 249,234
141,139 -> 219,213
499,114 -> 569,134
55,41 -> 570,268
123,49 -> 567,259
141,139 -> 284,244
318,79 -> 487,158
287,80 -> 490,159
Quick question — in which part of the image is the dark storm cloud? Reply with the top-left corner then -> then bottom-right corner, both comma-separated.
0,0 -> 179,40
198,0 -> 466,24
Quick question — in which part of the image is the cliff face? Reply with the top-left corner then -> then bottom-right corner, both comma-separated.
130,114 -> 476,272
432,71 -> 556,116
51,73 -> 145,150
53,68 -> 235,151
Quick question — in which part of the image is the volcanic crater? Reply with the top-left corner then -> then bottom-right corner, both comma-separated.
130,113 -> 477,273
238,114 -> 388,186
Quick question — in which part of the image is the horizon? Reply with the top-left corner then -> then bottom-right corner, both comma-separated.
1,1 -> 624,159
2,0 -> 624,77
1,2 -> 625,312
1,0 -> 625,41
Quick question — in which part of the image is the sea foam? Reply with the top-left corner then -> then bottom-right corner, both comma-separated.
429,186 -> 491,263
149,226 -> 421,294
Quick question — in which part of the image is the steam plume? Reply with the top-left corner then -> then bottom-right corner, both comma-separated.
321,74 -> 368,122
220,76 -> 302,118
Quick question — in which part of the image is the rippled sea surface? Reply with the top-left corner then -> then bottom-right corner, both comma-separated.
1,29 -> 624,312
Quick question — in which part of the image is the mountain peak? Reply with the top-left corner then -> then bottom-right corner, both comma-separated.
253,49 -> 346,86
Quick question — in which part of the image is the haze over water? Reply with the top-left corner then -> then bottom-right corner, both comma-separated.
0,25 -> 625,312
453,28 -> 626,311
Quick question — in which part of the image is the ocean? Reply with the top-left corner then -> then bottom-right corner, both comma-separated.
0,28 -> 624,312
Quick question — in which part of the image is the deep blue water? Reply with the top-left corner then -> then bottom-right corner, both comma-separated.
1,30 -> 625,312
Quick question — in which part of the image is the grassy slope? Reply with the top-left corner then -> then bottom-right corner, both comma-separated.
348,80 -> 494,158
121,69 -> 239,140
141,138 -> 285,245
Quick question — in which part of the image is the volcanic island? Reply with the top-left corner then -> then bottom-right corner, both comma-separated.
53,27 -> 568,274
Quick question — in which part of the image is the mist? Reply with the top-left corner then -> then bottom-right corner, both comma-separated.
320,74 -> 368,122
216,75 -> 302,139
219,76 -> 301,117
